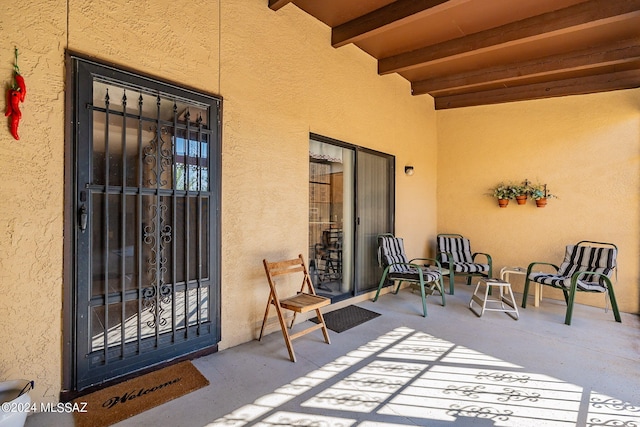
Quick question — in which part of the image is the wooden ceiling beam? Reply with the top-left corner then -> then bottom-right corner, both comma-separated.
413,38 -> 640,95
331,0 -> 454,48
269,0 -> 293,11
379,0 -> 640,75
434,69 -> 640,109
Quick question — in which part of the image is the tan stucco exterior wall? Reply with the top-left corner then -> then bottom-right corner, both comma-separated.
0,0 -> 67,403
1,0 -> 637,407
219,2 -> 437,348
0,0 -> 436,403
437,89 -> 640,314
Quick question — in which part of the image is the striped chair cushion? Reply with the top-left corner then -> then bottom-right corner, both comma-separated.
388,268 -> 441,283
449,262 -> 489,274
437,236 -> 489,274
528,245 -> 616,292
379,235 -> 441,282
379,235 -> 410,273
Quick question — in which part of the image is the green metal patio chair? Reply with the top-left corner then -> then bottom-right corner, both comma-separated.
521,240 -> 621,325
437,234 -> 492,295
372,234 -> 445,317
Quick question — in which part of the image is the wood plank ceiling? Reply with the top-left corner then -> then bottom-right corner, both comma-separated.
269,0 -> 640,109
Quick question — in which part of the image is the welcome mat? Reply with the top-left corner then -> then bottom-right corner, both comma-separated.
310,305 -> 381,333
72,361 -> 209,427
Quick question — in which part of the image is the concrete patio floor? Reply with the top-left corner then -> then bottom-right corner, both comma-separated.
26,283 -> 640,426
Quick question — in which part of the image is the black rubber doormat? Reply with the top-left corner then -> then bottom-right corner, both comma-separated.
310,305 -> 381,333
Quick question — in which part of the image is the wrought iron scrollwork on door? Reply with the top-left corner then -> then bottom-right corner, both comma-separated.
142,203 -> 173,328
144,125 -> 173,188
142,125 -> 174,328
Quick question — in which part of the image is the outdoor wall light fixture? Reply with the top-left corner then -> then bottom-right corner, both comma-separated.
405,166 -> 414,176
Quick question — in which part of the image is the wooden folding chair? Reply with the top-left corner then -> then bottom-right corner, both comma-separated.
259,254 -> 331,362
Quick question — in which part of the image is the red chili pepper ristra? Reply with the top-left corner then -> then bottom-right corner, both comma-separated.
6,48 -> 25,140
14,73 -> 26,102
6,90 -> 21,140
5,89 -> 13,117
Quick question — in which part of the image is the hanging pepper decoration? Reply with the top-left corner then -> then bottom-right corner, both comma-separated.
5,89 -> 21,140
5,47 -> 25,140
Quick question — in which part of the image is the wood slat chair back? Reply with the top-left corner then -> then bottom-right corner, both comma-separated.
259,254 -> 331,362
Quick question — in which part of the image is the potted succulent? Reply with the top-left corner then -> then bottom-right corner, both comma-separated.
529,183 -> 557,207
490,182 -> 516,207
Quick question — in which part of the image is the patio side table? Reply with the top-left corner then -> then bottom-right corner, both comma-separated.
469,278 -> 519,320
500,266 -> 542,307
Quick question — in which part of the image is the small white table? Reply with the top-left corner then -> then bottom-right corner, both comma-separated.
469,278 -> 519,320
500,266 -> 542,307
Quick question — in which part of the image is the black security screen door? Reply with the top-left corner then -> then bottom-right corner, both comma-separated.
69,57 -> 221,391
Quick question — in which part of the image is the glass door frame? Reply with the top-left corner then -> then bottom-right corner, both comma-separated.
309,133 -> 395,301
354,146 -> 395,294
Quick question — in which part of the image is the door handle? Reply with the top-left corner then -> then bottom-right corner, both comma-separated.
78,205 -> 88,232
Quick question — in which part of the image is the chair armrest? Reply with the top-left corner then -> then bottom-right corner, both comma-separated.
437,251 -> 453,265
472,252 -> 492,265
570,270 -> 613,285
526,262 -> 559,276
386,262 -> 440,276
409,257 -> 443,271
387,262 -> 423,269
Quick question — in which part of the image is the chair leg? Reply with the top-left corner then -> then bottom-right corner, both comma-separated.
606,279 -> 622,323
418,281 -> 427,317
393,280 -> 403,294
438,276 -> 446,307
289,312 -> 298,329
566,276 -> 622,326
521,277 -> 531,308
259,298 -> 273,341
609,292 -> 622,323
273,303 -> 297,362
315,308 -> 331,344
449,270 -> 455,295
373,268 -> 390,302
259,301 -> 298,361
564,281 -> 578,325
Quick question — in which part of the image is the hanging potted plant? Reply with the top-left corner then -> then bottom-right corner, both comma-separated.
512,183 -> 530,205
490,182 -> 516,207
529,183 -> 557,207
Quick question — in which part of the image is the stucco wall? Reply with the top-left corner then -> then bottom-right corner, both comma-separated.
218,2 -> 437,349
3,0 -> 635,408
436,89 -> 640,314
0,0 -> 437,404
0,0 -> 67,404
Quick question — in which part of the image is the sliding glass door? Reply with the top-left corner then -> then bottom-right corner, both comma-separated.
309,135 -> 394,300
355,149 -> 394,293
309,140 -> 355,299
